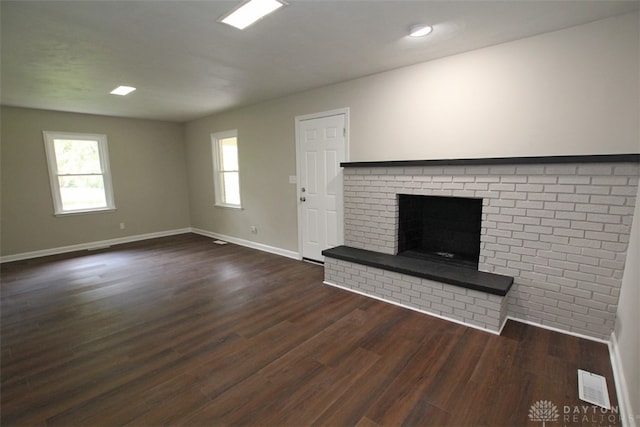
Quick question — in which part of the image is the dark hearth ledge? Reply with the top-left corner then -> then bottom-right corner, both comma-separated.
323,246 -> 513,296
341,153 -> 639,168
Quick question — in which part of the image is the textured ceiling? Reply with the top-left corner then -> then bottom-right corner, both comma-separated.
2,1 -> 638,122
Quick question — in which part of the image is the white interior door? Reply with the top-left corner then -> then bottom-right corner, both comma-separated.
296,111 -> 347,262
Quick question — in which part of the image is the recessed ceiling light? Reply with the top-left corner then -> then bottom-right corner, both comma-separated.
219,0 -> 286,30
110,86 -> 136,96
409,24 -> 433,37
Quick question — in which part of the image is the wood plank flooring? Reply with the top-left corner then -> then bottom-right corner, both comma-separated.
1,233 -> 621,426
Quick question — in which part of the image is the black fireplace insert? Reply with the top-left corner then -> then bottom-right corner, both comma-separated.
397,194 -> 482,269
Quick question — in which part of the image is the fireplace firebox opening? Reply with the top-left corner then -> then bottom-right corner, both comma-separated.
397,194 -> 482,269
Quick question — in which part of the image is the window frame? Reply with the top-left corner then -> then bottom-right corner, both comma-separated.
42,131 -> 116,216
211,129 -> 242,209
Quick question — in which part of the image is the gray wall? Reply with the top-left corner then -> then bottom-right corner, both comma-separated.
1,107 -> 191,256
614,184 -> 640,425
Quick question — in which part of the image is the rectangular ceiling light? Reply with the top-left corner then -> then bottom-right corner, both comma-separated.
219,0 -> 286,30
110,86 -> 136,96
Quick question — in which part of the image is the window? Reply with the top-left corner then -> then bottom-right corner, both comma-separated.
212,130 -> 241,208
43,131 -> 116,215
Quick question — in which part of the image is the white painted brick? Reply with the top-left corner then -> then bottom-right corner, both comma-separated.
501,208 -> 527,216
568,237 -> 602,249
527,209 -> 555,219
614,165 -> 640,175
602,242 -> 628,252
500,222 -> 525,232
431,302 -> 454,314
393,292 -> 411,303
590,195 -> 626,206
599,259 -> 625,270
566,253 -> 599,266
577,165 -> 612,175
594,276 -> 621,288
538,250 -> 568,260
558,176 -> 591,184
516,200 -> 544,209
557,193 -> 590,203
490,199 -> 516,208
442,298 -> 466,310
432,288 -> 454,300
541,304 -> 571,317
544,202 -> 575,211
339,162 -> 635,340
576,280 -> 611,294
540,234 -> 569,245
524,240 -> 552,250
476,299 -> 501,311
592,176 -> 628,185
514,216 -> 541,225
565,271 -> 596,282
473,313 -> 500,328
571,221 -> 604,232
579,264 -> 614,277
546,165 -> 577,174
528,176 -> 558,184
554,211 -> 587,221
500,192 -> 528,200
553,228 -> 584,238
547,275 -> 578,288
512,231 -> 539,241
490,166 -> 516,174
611,186 -> 638,196
501,175 -> 528,183
544,184 -> 575,193
541,218 -> 571,228
556,316 -> 588,329
592,292 -> 619,305
548,259 -> 579,271
563,287 -> 591,299
587,308 -> 615,321
584,231 -> 619,242
575,185 -> 610,195
515,184 -> 544,193
516,166 -> 545,175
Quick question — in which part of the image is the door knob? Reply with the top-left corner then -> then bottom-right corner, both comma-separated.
300,196 -> 306,202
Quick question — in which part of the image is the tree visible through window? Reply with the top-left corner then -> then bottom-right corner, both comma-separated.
212,130 -> 241,208
43,131 -> 115,215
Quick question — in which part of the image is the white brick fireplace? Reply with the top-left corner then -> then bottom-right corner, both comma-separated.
324,156 -> 639,340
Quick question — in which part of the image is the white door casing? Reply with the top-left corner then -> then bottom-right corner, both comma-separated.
295,109 -> 348,262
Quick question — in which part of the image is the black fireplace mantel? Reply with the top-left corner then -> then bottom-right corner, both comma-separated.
341,153 -> 639,168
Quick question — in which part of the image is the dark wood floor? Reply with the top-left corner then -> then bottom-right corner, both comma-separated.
1,233 -> 621,426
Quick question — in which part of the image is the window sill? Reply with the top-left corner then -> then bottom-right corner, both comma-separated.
54,207 -> 117,217
214,204 -> 243,210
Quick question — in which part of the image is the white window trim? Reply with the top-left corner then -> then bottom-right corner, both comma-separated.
211,129 -> 242,209
43,131 -> 116,216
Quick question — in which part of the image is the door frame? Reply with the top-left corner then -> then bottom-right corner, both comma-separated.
294,107 -> 350,261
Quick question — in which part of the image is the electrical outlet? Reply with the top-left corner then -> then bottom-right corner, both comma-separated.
250,226 -> 257,234
119,222 -> 126,230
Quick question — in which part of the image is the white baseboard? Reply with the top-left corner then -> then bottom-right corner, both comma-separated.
0,228 -> 192,263
323,280 -> 502,336
506,316 -> 609,344
190,228 -> 299,260
609,332 -> 636,427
